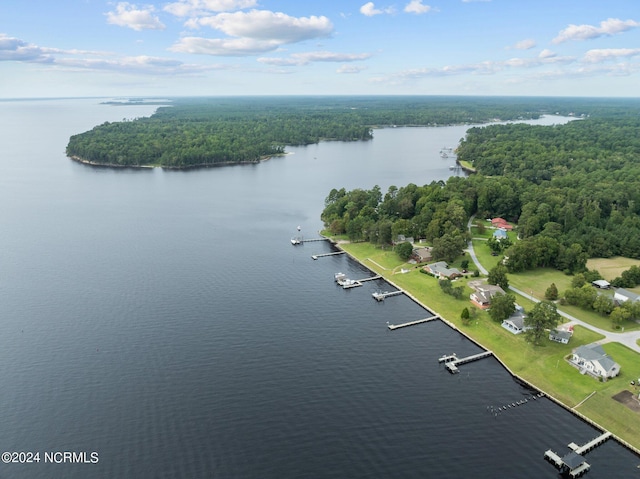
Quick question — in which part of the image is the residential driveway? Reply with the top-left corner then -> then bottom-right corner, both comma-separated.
466,216 -> 488,275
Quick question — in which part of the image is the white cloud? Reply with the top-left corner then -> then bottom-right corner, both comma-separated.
188,10 -> 333,43
258,51 -> 372,66
360,2 -> 395,16
512,39 -> 536,50
404,0 -> 432,14
553,18 -> 640,44
0,34 -> 107,63
337,65 -> 366,74
582,48 -> 640,63
538,49 -> 556,59
170,36 -> 281,56
163,0 -> 257,17
105,2 -> 165,31
377,52 -> 576,83
0,35 -> 53,62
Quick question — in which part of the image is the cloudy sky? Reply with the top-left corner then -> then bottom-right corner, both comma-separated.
1,0 -> 639,97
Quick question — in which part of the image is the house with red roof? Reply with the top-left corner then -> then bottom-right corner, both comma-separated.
491,218 -> 513,231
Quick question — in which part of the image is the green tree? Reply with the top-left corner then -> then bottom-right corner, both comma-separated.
395,241 -> 414,261
488,293 -> 516,322
488,264 -> 509,290
593,294 -> 614,316
544,283 -> 558,301
524,301 -> 560,346
610,306 -> 631,329
461,307 -> 471,325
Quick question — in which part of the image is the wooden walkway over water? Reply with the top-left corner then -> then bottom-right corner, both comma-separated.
372,290 -> 404,301
544,431 -> 612,478
312,251 -> 345,260
387,316 -> 439,330
438,350 -> 493,373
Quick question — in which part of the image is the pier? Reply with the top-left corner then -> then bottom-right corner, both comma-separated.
387,316 -> 438,330
544,431 -> 612,477
312,251 -> 346,260
333,273 -> 379,289
438,350 -> 493,373
372,290 -> 404,301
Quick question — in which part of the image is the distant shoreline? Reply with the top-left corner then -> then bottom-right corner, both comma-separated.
68,154 -> 281,170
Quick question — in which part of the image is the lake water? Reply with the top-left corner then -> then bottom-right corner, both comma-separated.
0,99 -> 637,478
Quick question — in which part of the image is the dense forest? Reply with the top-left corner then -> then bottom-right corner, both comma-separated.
65,96 -> 638,168
322,113 -> 640,270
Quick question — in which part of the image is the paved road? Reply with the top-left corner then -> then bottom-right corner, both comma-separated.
466,216 -> 489,275
467,215 -> 640,354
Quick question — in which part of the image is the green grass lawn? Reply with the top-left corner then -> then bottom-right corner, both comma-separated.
337,239 -> 640,450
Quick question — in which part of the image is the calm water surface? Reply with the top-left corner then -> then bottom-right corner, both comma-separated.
0,99 -> 637,478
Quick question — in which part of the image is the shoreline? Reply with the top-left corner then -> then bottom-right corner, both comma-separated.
67,154 -> 281,170
332,240 -> 640,457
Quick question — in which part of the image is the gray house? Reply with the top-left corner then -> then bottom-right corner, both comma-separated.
570,344 -> 620,379
549,329 -> 572,344
424,261 -> 462,280
501,306 -> 527,334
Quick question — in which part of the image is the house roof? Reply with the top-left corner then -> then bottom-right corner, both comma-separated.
592,280 -> 610,288
550,329 -> 572,340
574,344 -> 619,373
615,288 -> 640,302
504,312 -> 526,329
426,261 -> 461,277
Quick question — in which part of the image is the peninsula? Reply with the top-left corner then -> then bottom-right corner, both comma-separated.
65,96 -> 610,169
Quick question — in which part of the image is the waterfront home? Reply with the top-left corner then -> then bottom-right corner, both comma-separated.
613,288 -> 640,305
549,329 -> 572,344
469,284 -> 506,309
424,261 -> 462,280
411,247 -> 433,263
501,306 -> 528,334
569,344 -> 620,380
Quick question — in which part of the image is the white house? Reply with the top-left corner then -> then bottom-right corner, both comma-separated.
570,344 -> 620,380
501,306 -> 527,334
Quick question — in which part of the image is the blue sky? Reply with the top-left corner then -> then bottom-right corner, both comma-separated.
1,0 -> 639,98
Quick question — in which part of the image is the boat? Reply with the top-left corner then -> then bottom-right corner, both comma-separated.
291,237 -> 301,245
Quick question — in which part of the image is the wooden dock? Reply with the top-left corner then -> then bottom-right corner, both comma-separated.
438,350 -> 493,373
544,431 -> 612,478
355,275 -> 381,283
372,290 -> 404,301
312,251 -> 346,260
569,431 -> 612,455
302,237 -> 329,243
387,316 -> 438,330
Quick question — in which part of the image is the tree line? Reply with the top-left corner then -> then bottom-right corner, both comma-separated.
65,96 -> 637,168
322,114 -> 640,271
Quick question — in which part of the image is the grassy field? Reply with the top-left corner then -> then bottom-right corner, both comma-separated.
338,240 -> 640,450
587,257 -> 640,281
